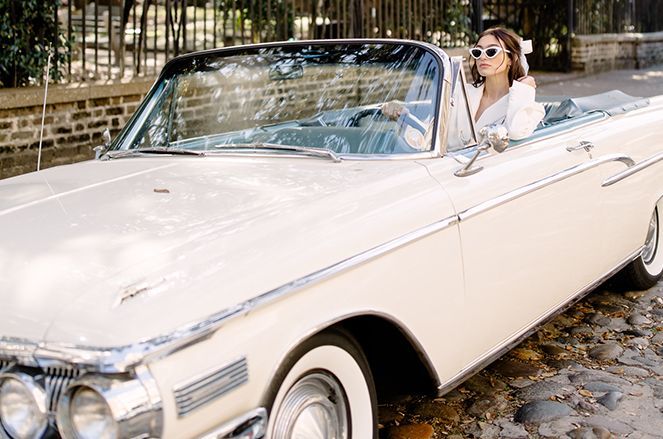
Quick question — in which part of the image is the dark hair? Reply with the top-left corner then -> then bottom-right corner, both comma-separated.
470,27 -> 527,88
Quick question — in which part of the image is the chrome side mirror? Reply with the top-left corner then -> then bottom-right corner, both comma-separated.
94,128 -> 112,160
454,124 -> 509,177
480,124 -> 509,153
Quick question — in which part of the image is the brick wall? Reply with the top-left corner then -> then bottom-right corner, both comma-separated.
572,32 -> 663,74
0,78 -> 154,179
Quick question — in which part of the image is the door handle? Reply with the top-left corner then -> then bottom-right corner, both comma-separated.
567,140 -> 594,152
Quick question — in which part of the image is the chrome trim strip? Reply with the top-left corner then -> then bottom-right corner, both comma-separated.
602,151 -> 663,187
6,215 -> 458,373
246,216 -> 458,312
174,357 -> 249,417
199,407 -> 267,439
459,153 -> 635,221
436,246 -> 643,396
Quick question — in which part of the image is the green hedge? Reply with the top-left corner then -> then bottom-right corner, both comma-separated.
0,0 -> 69,88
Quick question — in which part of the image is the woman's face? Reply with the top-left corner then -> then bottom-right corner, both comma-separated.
474,34 -> 511,79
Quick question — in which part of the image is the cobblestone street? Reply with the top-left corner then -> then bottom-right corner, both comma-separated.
379,280 -> 663,438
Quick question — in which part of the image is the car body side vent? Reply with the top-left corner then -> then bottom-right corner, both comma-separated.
173,357 -> 248,417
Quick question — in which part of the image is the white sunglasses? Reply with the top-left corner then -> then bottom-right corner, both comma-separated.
468,46 -> 511,60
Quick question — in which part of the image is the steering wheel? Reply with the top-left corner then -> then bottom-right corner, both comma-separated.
346,108 -> 390,127
348,107 -> 429,136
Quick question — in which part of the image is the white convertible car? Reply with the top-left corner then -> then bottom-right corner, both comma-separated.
0,40 -> 661,439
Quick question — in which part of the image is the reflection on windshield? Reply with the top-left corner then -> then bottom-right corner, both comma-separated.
116,43 -> 441,156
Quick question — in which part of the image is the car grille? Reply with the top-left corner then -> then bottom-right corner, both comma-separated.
0,360 -> 82,436
44,367 -> 82,412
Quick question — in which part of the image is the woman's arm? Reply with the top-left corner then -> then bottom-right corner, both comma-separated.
505,80 -> 545,140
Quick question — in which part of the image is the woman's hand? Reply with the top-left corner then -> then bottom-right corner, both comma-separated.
380,100 -> 408,120
517,75 -> 537,88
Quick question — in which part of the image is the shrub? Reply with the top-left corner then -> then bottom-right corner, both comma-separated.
0,0 -> 70,88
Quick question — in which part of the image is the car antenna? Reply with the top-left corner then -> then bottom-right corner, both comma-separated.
37,48 -> 53,172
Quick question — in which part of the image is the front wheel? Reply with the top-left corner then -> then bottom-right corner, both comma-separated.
623,205 -> 663,290
266,331 -> 377,439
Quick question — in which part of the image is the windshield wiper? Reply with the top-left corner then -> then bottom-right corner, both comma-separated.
209,143 -> 341,162
102,147 -> 206,160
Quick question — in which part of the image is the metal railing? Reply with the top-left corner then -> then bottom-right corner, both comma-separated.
52,0 -> 475,82
7,0 -> 663,88
573,0 -> 663,34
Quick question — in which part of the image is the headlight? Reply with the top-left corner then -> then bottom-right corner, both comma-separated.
70,387 -> 117,439
57,370 -> 162,439
0,373 -> 48,439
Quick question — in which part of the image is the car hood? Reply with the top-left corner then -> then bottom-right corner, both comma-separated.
0,156 -> 447,348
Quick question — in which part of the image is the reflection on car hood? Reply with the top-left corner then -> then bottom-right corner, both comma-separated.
0,157 -> 444,347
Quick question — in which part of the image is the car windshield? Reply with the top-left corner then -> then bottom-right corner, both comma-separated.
111,42 -> 442,157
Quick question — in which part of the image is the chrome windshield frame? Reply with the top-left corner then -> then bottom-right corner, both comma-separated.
109,39 -> 450,161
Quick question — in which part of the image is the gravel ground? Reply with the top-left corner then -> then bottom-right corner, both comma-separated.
378,280 -> 663,439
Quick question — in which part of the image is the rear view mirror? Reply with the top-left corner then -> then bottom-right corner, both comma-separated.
269,62 -> 304,81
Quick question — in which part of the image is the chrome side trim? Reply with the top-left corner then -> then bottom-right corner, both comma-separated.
8,215 -> 458,373
602,151 -> 663,187
459,153 -> 635,221
199,407 -> 267,439
436,246 -> 643,396
246,215 -> 458,311
174,357 -> 249,417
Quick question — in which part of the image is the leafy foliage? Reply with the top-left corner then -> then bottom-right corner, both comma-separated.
440,0 -> 476,47
0,0 -> 69,88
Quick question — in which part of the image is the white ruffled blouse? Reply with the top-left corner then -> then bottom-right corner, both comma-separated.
465,80 -> 545,140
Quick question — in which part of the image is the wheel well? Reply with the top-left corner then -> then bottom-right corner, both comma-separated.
331,315 -> 439,402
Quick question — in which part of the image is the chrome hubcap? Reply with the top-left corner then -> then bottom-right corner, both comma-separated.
642,210 -> 659,264
272,372 -> 348,439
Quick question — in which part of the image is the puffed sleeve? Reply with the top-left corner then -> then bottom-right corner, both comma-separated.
505,81 -> 545,140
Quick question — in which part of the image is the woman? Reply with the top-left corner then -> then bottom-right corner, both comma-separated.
467,27 -> 544,140
381,27 -> 544,143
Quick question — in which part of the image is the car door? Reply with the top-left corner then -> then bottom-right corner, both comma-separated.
422,71 -> 622,368
571,104 -> 663,270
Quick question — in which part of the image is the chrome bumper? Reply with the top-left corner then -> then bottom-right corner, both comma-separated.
199,407 -> 267,439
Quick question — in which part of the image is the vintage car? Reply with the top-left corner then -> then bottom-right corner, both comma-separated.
0,39 -> 662,439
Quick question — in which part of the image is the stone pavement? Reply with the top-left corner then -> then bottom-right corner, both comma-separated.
379,280 -> 663,439
536,64 -> 663,98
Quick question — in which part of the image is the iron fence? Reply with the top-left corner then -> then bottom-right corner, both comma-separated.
573,0 -> 663,34
51,0 -> 475,83
6,0 -> 663,87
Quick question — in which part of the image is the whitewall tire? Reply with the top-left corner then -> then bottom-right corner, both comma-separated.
624,202 -> 663,290
266,331 -> 377,439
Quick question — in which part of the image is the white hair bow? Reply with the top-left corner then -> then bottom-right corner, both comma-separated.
520,39 -> 533,75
